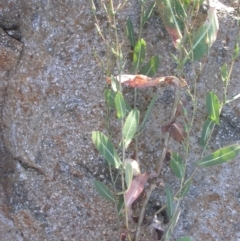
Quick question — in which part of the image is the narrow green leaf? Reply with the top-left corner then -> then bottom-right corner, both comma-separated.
206,91 -> 220,125
125,163 -> 133,189
115,91 -> 126,119
104,89 -> 116,108
187,7 -> 219,61
178,179 -> 191,198
139,93 -> 157,132
200,117 -> 215,147
170,152 -> 184,179
140,55 -> 160,77
197,144 -> 240,167
143,2 -> 156,24
164,208 -> 181,240
127,18 -> 135,48
156,0 -> 187,48
117,194 -> 124,216
166,186 -> 173,218
177,236 -> 192,241
133,39 -> 146,73
233,42 -> 239,59
125,100 -> 132,115
123,108 -> 140,149
110,75 -> 118,92
92,131 -> 121,168
220,63 -> 228,85
94,180 -> 116,202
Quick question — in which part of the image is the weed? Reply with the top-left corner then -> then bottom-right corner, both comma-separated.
91,0 -> 240,240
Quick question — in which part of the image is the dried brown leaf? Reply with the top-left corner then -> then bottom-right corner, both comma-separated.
106,75 -> 187,88
125,173 -> 148,207
168,122 -> 187,141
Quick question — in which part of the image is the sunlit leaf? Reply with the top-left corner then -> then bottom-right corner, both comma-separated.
220,63 -> 228,85
139,93 -> 157,132
200,117 -> 215,147
123,108 -> 140,148
140,55 -> 160,77
133,39 -> 146,72
127,18 -> 135,48
125,173 -> 148,207
125,163 -> 133,189
187,7 -> 219,61
94,180 -> 116,202
115,91 -> 126,119
110,75 -> 118,92
233,42 -> 239,59
124,159 -> 141,176
156,0 -> 187,48
170,152 -> 184,179
197,144 -> 240,167
206,91 -> 220,125
166,186 -> 173,218
92,131 -> 121,168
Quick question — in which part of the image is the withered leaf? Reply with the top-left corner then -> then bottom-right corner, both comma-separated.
125,173 -> 148,207
168,122 -> 187,141
162,122 -> 187,141
106,75 -> 187,88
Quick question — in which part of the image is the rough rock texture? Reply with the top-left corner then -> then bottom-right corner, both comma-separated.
0,0 -> 239,241
0,28 -> 22,71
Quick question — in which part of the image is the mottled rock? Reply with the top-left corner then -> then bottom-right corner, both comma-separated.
0,0 -> 23,30
0,28 -> 22,71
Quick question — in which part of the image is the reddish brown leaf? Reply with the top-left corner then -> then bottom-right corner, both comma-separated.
125,173 -> 148,207
106,75 -> 187,89
162,121 -> 187,141
175,100 -> 187,118
119,232 -> 126,241
165,27 -> 181,48
168,122 -> 187,141
156,76 -> 187,87
161,122 -> 172,132
125,75 -> 158,88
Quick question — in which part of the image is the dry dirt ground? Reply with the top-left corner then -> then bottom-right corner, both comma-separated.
0,0 -> 239,241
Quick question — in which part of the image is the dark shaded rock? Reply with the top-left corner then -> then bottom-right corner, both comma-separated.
0,0 -> 23,30
0,28 -> 22,71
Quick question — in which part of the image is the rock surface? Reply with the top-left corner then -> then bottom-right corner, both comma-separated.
0,0 -> 239,241
0,28 -> 22,71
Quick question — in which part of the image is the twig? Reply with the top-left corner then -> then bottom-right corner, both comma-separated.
134,183 -> 156,240
134,85 -> 180,241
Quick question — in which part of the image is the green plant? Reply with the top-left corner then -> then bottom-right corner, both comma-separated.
91,0 -> 240,240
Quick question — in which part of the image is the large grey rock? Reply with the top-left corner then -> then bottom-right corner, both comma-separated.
1,0 -> 117,240
0,0 -> 239,240
0,28 -> 22,71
